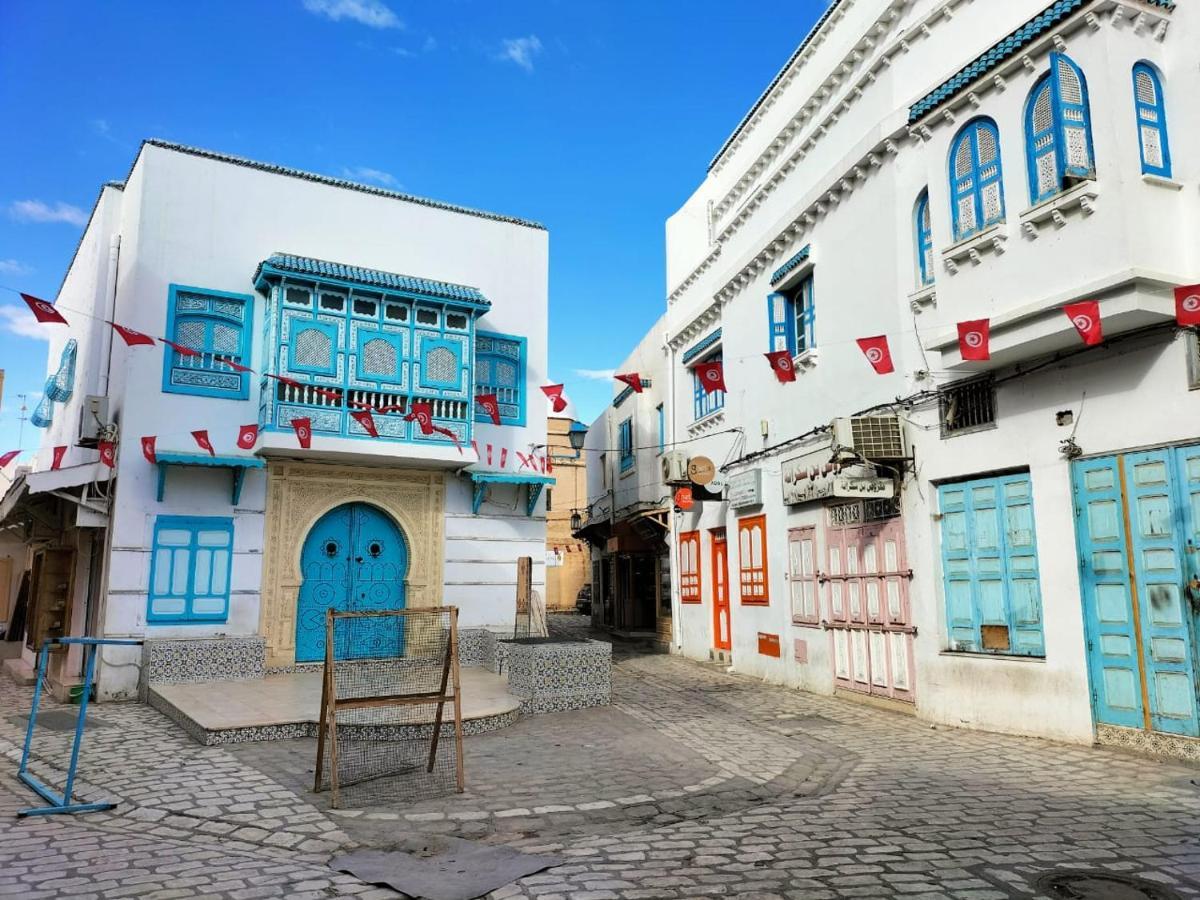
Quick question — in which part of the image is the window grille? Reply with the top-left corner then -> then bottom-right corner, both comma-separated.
163,285 -> 252,399
939,377 -> 996,437
361,338 -> 397,377
319,293 -> 345,312
474,332 -> 526,426
353,298 -> 378,317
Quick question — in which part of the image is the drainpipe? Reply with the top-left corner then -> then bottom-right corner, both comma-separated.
93,232 -> 121,697
98,234 -> 121,396
666,330 -> 683,653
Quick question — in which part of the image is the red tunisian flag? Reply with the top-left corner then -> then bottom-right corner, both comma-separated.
475,393 -> 501,426
1175,285 -> 1200,327
1065,301 -> 1103,346
957,319 -> 991,361
615,373 -> 643,393
98,441 -> 116,468
291,417 -> 313,449
350,409 -> 379,438
215,355 -> 254,373
405,401 -> 435,434
695,361 -> 726,393
0,450 -> 19,469
51,446 -> 67,470
237,424 -> 259,450
141,436 -> 157,465
109,322 -> 156,347
192,430 -> 215,456
764,351 -> 796,383
541,384 -> 568,413
856,335 -> 895,374
160,338 -> 201,358
21,293 -> 68,325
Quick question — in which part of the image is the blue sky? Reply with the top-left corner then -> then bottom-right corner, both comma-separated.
0,0 -> 827,461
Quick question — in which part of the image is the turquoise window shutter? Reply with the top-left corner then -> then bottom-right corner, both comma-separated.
1133,62 -> 1171,178
1026,75 -> 1058,202
147,516 -> 235,624
915,191 -> 933,286
766,292 -> 792,355
1049,52 -> 1095,181
950,119 -> 1005,240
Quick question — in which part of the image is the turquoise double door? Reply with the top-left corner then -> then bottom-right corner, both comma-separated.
1073,445 -> 1200,737
295,502 -> 408,663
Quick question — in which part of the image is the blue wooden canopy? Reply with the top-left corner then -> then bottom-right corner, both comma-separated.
467,471 -> 554,516
155,452 -> 265,505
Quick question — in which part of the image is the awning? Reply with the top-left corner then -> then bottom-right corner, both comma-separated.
466,471 -> 554,517
26,462 -> 109,495
155,453 -> 265,505
1,462 -> 112,527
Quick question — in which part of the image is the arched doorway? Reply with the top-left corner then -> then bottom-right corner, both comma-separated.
295,502 -> 408,662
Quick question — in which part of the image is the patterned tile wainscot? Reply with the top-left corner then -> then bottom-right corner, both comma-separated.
502,638 -> 612,715
140,636 -> 266,693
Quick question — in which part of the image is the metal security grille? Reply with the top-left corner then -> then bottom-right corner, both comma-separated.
425,347 -> 457,383
362,338 -> 397,376
939,377 -> 996,437
295,328 -> 332,368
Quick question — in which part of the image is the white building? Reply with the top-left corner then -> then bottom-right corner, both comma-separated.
1,140 -> 550,699
594,0 -> 1199,759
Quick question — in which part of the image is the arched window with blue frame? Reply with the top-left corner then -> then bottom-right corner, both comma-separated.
1133,62 -> 1171,178
914,189 -> 934,286
1025,52 -> 1096,204
949,118 -> 1005,241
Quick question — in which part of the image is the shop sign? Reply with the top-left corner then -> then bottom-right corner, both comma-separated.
674,487 -> 694,511
782,459 -> 894,506
727,469 -> 762,508
687,456 -> 716,485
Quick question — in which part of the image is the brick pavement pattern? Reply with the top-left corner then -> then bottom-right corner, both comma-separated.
1,615 -> 1198,898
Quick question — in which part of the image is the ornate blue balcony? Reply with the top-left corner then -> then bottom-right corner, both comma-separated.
253,254 -> 490,452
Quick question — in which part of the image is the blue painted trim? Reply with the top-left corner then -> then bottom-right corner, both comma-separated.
417,337 -> 464,390
1133,61 -> 1172,178
769,245 -> 811,286
910,0 -> 1090,123
619,418 -> 634,472
254,256 -> 491,310
682,330 -> 722,365
915,191 -> 934,286
949,118 -> 1005,240
692,349 -> 725,422
1024,53 -> 1096,203
468,472 -> 554,516
657,404 -> 665,454
161,284 -> 253,401
146,515 -> 235,624
613,378 -> 651,409
154,453 -> 263,505
474,330 -> 527,427
288,321 -> 339,376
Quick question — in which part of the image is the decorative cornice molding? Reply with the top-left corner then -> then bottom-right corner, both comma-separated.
668,244 -> 723,306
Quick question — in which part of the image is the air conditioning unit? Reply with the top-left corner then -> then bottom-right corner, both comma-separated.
78,395 -> 110,447
830,414 -> 907,461
661,450 -> 689,485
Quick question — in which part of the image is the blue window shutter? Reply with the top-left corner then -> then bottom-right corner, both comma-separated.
939,484 -> 978,650
1133,63 -> 1171,178
767,293 -> 792,355
147,516 -> 234,624
801,278 -> 815,351
915,191 -> 934,286
950,120 -> 1004,239
1026,75 -> 1058,202
1000,475 -> 1045,656
1050,52 -> 1094,180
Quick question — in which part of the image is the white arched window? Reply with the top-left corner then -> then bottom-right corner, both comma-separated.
949,119 -> 1005,240
1133,62 -> 1171,178
1025,52 -> 1095,203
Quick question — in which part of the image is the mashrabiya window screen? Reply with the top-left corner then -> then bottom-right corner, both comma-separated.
474,332 -> 526,426
949,118 -> 1005,240
1025,52 -> 1095,203
938,473 -> 1045,657
163,285 -> 251,399
1133,62 -> 1170,178
147,516 -> 234,623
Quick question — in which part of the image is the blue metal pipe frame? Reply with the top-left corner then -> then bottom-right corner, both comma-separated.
17,637 -> 143,817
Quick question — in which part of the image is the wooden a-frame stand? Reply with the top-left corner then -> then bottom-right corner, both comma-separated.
313,607 -> 465,808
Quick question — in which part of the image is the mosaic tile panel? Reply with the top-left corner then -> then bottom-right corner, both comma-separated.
503,639 -> 612,716
140,637 -> 266,694
1095,723 -> 1200,764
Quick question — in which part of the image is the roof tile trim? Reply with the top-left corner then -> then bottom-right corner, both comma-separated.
682,329 -> 724,365
770,245 -> 812,286
254,253 -> 491,307
137,139 -> 545,230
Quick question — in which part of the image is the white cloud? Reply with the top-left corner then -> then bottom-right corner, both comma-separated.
0,259 -> 32,276
9,200 -> 88,227
0,305 -> 52,341
302,0 -> 402,29
341,166 -> 400,188
496,35 -> 543,72
574,368 -> 616,382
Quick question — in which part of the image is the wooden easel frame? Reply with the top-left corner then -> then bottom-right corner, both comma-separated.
313,606 -> 465,808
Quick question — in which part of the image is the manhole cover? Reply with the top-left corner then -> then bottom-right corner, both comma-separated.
5,711 -> 111,732
1035,870 -> 1182,900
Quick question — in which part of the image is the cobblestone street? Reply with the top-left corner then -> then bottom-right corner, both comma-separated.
2,616 -> 1199,899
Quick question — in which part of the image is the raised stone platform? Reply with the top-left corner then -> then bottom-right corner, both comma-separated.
148,666 -> 520,746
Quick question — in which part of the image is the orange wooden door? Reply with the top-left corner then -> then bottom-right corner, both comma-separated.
711,530 -> 731,651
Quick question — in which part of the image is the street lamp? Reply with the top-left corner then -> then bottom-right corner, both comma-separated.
570,509 -> 583,532
568,420 -> 588,452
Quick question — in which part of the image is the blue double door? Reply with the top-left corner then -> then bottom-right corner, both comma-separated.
295,502 -> 408,662
1073,445 -> 1200,737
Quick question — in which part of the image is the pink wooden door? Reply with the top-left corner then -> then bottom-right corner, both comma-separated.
825,515 -> 915,702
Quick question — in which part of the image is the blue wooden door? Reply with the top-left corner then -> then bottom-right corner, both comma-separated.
295,503 -> 407,662
1073,456 -> 1145,729
1073,448 -> 1200,737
